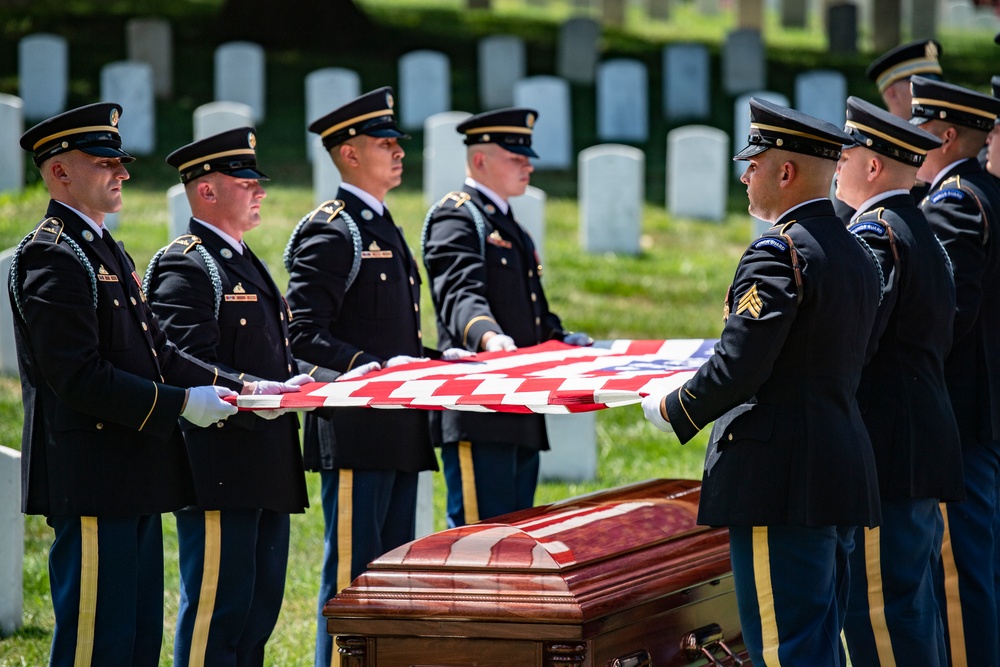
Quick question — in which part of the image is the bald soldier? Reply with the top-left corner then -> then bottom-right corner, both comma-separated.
642,99 -> 882,666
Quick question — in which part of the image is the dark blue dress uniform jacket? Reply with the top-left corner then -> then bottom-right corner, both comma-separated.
422,185 -> 567,449
848,194 -> 964,502
144,220 -> 308,513
920,159 -> 1000,444
664,199 -> 883,527
10,201 -> 244,517
285,189 -> 436,474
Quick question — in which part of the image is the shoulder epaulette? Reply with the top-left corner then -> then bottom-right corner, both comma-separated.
850,207 -> 900,272
165,233 -> 203,254
420,192 -> 488,267
283,199 -> 363,291
144,235 -> 224,318
928,175 -> 989,245
11,217 -> 97,317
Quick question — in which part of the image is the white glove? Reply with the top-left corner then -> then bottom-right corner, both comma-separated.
256,408 -> 289,420
441,347 -> 475,360
337,361 -> 381,381
641,394 -> 673,433
182,385 -> 239,428
251,378 -> 307,395
285,373 -> 315,388
384,355 -> 421,368
563,332 -> 593,346
484,334 -> 517,352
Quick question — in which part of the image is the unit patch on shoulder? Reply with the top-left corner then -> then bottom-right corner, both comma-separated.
931,188 -> 966,204
736,282 -> 763,319
750,237 -> 788,253
849,221 -> 886,236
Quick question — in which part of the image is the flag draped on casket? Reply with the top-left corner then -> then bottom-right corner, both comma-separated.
234,339 -> 717,414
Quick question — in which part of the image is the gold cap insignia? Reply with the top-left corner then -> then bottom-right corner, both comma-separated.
110,108 -> 119,126
369,241 -> 382,252
527,113 -> 535,129
248,132 -> 256,149
387,92 -> 394,109
234,282 -> 246,294
926,41 -> 938,59
736,283 -> 763,319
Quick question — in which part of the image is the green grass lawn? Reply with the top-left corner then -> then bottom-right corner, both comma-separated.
0,178 -> 734,665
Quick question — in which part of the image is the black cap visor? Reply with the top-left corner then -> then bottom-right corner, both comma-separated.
80,144 -> 135,163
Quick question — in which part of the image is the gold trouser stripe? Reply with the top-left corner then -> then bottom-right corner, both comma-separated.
189,511 -> 222,667
337,470 -> 354,593
939,503 -> 967,663
752,526 -> 783,667
863,527 -> 897,666
458,441 -> 479,524
73,517 -> 99,667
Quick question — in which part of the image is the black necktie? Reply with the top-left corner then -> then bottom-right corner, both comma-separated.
101,230 -> 125,278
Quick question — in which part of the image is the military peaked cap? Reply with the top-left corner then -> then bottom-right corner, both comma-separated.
844,96 -> 941,166
734,97 -> 851,161
456,108 -> 540,158
910,76 -> 1000,132
866,40 -> 943,94
166,127 -> 268,184
993,75 -> 1000,99
20,102 -> 134,167
308,86 -> 407,150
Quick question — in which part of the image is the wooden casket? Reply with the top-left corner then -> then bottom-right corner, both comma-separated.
324,478 -> 750,667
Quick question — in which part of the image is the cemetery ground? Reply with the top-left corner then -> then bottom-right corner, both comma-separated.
0,180 -> 739,665
2,0 -> 1000,663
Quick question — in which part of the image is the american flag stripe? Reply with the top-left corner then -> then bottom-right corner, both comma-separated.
232,339 -> 716,413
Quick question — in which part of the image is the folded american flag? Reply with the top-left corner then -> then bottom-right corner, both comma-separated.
232,339 -> 716,414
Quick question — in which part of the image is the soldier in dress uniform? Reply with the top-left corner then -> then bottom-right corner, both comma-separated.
11,103 -> 246,667
909,76 -> 1000,666
421,108 -> 591,529
835,39 -> 944,223
284,87 -> 462,667
143,128 -> 312,667
642,98 -> 883,666
835,96 -> 962,666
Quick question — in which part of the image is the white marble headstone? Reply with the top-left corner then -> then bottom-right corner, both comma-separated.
193,101 -> 255,141
514,76 -> 572,170
557,18 -> 601,84
19,33 -> 68,122
399,50 -> 451,131
0,96 -> 23,195
596,59 -> 648,143
0,249 -> 18,374
732,91 -> 789,180
312,138 -> 342,206
663,43 -> 710,120
305,68 -> 360,159
423,111 -> 471,207
0,446 -> 22,636
722,29 -> 765,96
126,18 -> 173,99
214,41 -> 266,122
580,144 -> 645,255
478,36 -> 525,110
101,61 -> 156,155
794,70 -> 847,128
167,183 -> 192,242
510,185 -> 547,260
540,413 -> 598,482
667,125 -> 729,222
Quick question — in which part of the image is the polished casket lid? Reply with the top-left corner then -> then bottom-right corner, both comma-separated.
372,478 -> 702,573
325,479 -> 733,629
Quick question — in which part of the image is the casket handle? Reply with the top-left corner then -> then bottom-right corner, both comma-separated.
606,649 -> 651,667
680,623 -> 744,666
